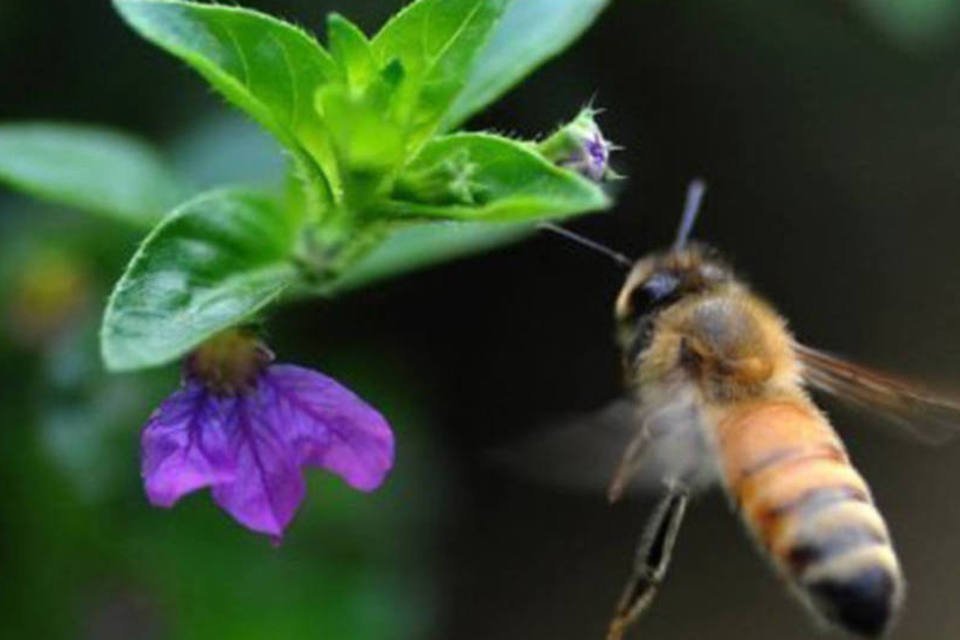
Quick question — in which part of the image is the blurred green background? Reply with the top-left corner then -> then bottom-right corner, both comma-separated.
4,1 -> 960,638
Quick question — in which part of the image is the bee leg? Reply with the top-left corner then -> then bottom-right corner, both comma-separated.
607,484 -> 690,640
607,425 -> 651,503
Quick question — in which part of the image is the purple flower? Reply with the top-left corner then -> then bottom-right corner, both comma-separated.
579,132 -> 611,182
537,107 -> 615,182
141,330 -> 394,540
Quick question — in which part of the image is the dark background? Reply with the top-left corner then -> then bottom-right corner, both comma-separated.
4,1 -> 960,638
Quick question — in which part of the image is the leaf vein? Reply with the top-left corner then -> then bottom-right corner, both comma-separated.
220,22 -> 252,92
269,30 -> 300,129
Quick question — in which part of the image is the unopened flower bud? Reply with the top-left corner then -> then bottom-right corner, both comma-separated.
537,107 -> 614,182
392,148 -> 483,206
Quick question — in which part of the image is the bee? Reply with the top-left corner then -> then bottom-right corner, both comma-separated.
538,180 -> 960,639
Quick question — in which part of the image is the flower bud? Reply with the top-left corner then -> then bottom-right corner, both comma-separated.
537,107 -> 614,182
391,148 -> 483,205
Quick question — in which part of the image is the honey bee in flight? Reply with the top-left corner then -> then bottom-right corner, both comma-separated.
539,181 -> 960,639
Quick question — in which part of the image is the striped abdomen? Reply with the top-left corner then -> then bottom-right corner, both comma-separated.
714,400 -> 904,637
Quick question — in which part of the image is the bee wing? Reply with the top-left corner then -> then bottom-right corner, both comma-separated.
489,396 -> 712,496
488,399 -> 647,494
796,343 -> 960,445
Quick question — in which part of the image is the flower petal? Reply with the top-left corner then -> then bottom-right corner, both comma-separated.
262,365 -> 395,492
210,394 -> 305,538
141,381 -> 237,507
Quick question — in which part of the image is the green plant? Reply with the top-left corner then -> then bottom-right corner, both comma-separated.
0,0 -> 614,538
0,0 -> 614,373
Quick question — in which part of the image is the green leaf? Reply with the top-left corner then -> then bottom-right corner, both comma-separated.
114,0 -> 341,188
371,0 -> 506,147
327,13 -> 377,90
384,133 -> 609,222
0,122 -> 182,226
313,59 -> 411,205
443,0 -> 610,129
324,220 -> 531,294
101,188 -> 301,371
315,85 -> 408,178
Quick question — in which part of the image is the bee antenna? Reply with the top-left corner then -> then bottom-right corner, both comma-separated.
538,222 -> 633,268
672,178 -> 707,252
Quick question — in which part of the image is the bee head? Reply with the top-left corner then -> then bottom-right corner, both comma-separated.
614,244 -> 732,359
614,178 -> 726,361
538,178 -> 722,363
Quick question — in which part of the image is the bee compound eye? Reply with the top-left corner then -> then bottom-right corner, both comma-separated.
628,272 -> 679,318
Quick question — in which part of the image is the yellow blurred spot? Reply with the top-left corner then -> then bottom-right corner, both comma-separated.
5,251 -> 90,346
